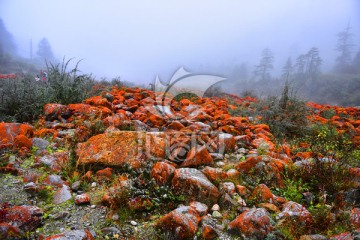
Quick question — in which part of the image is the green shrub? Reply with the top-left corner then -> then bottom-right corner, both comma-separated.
291,124 -> 358,196
255,85 -> 310,140
0,74 -> 47,122
46,58 -> 95,105
0,57 -> 97,122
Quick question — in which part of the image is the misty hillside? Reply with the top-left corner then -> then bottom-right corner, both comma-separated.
0,79 -> 360,239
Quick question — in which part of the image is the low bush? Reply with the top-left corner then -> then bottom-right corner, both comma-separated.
0,58 -> 97,122
255,84 -> 310,140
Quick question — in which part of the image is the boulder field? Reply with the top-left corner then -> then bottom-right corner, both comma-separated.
1,86 -> 360,239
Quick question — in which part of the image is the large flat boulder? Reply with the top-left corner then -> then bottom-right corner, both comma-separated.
76,130 -> 167,169
76,130 -> 146,169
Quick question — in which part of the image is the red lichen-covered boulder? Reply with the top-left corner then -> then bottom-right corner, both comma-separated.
43,103 -> 72,121
218,133 -> 236,153
167,120 -> 185,131
102,114 -> 127,127
2,205 -> 43,232
13,134 -> 32,149
0,123 -> 33,149
236,156 -> 262,173
75,193 -> 91,205
201,166 -> 227,183
151,161 -> 176,185
156,206 -> 201,239
68,103 -> 112,119
276,201 -> 313,226
249,184 -> 275,204
83,96 -> 112,109
237,156 -> 284,187
228,208 -> 273,238
171,168 -> 220,205
96,167 -> 113,181
189,201 -> 209,217
145,132 -> 166,159
76,131 -> 147,169
181,146 -> 214,168
202,225 -> 218,240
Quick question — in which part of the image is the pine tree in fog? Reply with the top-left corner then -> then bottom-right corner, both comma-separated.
253,48 -> 274,81
334,24 -> 355,73
37,38 -> 55,61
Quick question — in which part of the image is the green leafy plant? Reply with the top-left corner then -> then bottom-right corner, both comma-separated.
255,91 -> 310,140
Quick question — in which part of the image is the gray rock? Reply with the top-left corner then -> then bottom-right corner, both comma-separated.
52,211 -> 69,220
190,201 -> 209,217
71,181 -> 81,191
210,153 -> 224,160
39,155 -> 57,169
101,227 -> 121,235
53,185 -> 72,204
46,230 -> 92,240
23,182 -> 39,194
212,210 -> 223,218
32,138 -> 50,151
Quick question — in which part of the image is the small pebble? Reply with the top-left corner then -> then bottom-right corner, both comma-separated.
91,182 -> 97,187
130,220 -> 138,226
112,214 -> 119,221
216,161 -> 225,167
212,211 -> 223,218
91,205 -> 96,209
211,204 -> 220,211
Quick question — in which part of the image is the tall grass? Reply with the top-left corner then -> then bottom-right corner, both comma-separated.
0,58 -> 96,122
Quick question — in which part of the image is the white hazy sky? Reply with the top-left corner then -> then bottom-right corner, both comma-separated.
1,0 -> 359,84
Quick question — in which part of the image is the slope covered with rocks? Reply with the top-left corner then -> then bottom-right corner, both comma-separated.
1,86 -> 360,239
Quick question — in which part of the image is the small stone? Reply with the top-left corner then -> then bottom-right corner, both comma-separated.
9,155 -> 16,163
112,214 -> 119,221
75,193 -> 91,205
91,182 -> 97,187
190,201 -> 209,217
216,161 -> 225,167
101,227 -> 121,235
211,204 -> 220,211
53,185 -> 72,204
23,182 -> 39,194
210,153 -> 224,160
236,185 -> 248,196
53,211 -> 69,220
91,205 -> 96,209
219,182 -> 236,195
130,220 -> 138,226
237,196 -> 247,207
212,211 -> 223,218
71,181 -> 81,191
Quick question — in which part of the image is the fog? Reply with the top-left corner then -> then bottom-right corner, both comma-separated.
1,0 -> 360,84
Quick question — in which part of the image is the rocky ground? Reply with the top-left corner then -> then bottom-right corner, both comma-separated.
1,86 -> 360,239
